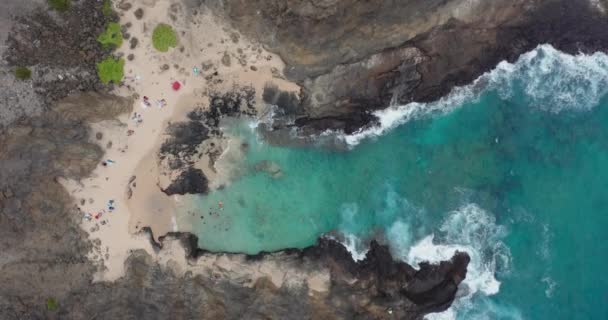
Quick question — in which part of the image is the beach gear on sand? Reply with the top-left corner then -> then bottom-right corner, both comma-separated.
156,99 -> 167,109
141,96 -> 152,109
172,81 -> 181,91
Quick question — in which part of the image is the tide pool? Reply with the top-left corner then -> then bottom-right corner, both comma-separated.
178,45 -> 608,319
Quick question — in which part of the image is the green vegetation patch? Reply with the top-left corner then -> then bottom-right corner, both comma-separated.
46,297 -> 58,311
97,22 -> 123,48
96,57 -> 124,84
48,0 -> 70,12
102,0 -> 112,16
14,67 -> 32,80
152,24 -> 178,52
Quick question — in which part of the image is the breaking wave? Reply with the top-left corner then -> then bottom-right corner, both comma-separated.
390,204 -> 515,320
331,203 -> 368,261
344,44 -> 608,146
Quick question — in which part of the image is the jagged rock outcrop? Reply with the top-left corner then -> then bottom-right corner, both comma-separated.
173,233 -> 470,319
215,0 -> 608,133
10,0 -> 608,319
162,167 -> 210,195
159,87 -> 256,195
301,239 -> 470,318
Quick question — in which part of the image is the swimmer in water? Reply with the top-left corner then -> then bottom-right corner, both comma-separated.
219,201 -> 224,209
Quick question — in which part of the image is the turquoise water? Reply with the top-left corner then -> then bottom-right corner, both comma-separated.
180,45 -> 608,319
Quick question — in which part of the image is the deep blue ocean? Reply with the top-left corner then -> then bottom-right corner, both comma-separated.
178,45 -> 608,319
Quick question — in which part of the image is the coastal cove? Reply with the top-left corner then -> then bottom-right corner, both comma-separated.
3,0 -> 608,318
179,45 -> 608,319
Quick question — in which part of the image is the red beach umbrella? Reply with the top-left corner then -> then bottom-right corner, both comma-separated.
172,81 -> 181,91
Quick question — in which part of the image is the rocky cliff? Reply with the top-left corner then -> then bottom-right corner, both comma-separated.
0,1 -> 471,319
215,0 -> 608,133
2,0 -> 608,319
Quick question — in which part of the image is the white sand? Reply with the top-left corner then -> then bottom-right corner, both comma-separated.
60,0 -> 302,283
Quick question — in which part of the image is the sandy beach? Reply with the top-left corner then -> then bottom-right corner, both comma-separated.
60,0 -> 299,282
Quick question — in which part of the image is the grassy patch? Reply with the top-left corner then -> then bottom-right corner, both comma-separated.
102,0 -> 112,16
96,57 -> 124,84
14,67 -> 32,80
152,24 -> 177,52
46,297 -> 58,311
48,0 -> 70,12
97,22 -> 123,48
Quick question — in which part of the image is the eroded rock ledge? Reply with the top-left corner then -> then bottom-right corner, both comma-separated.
214,0 -> 608,133
156,231 -> 470,319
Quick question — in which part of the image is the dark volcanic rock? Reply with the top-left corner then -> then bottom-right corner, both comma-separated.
118,1 -> 132,11
162,167 -> 209,195
160,121 -> 209,157
9,1 -> 586,318
3,1 -> 112,106
158,87 -> 258,195
177,233 -> 470,319
262,84 -> 301,115
129,37 -> 138,49
134,8 -> 144,19
216,0 -> 608,134
208,86 -> 257,119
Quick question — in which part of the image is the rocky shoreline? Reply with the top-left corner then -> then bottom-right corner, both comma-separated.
2,0 -> 608,319
214,0 -> 608,135
159,87 -> 257,195
171,231 -> 470,319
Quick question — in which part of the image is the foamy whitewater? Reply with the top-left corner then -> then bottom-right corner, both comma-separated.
339,44 -> 608,319
183,44 -> 608,319
344,44 -> 608,146
403,205 -> 512,320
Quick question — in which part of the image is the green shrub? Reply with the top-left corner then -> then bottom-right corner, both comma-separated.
152,24 -> 177,52
96,57 -> 124,84
48,0 -> 70,12
97,22 -> 123,48
102,0 -> 112,16
46,297 -> 58,311
14,67 -> 32,80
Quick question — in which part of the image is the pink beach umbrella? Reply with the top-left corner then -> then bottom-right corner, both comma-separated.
172,81 -> 181,91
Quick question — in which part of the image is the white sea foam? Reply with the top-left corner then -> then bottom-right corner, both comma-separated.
541,276 -> 557,299
344,44 -> 608,146
335,203 -> 369,261
251,104 -> 281,130
388,204 -> 514,320
340,233 -> 369,261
